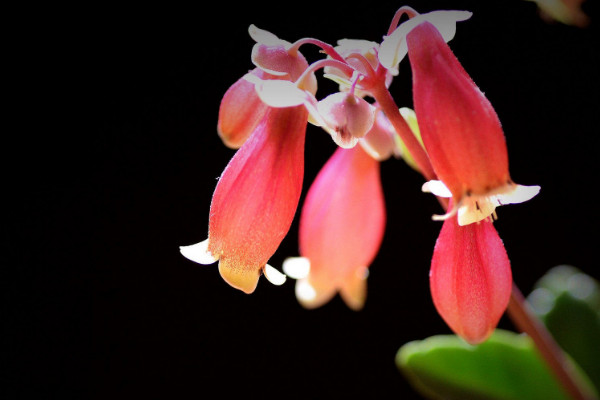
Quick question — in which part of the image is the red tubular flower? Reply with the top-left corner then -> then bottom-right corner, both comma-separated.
430,211 -> 512,344
407,21 -> 539,226
284,145 -> 385,310
217,25 -> 315,149
217,68 -> 271,149
181,25 -> 317,293
181,106 -> 308,293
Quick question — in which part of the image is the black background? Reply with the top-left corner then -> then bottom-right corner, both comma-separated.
7,1 -> 599,398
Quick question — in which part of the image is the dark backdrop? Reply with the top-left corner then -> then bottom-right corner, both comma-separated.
8,1 -> 598,398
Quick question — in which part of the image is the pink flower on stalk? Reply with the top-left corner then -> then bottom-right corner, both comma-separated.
283,144 -> 385,310
430,210 -> 512,344
181,106 -> 308,293
217,25 -> 317,149
407,21 -> 540,226
180,26 -> 316,293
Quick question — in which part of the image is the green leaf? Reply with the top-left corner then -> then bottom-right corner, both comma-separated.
397,329 -> 572,400
527,265 -> 600,391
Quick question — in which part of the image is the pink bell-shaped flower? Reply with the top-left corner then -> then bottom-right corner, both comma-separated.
407,21 -> 539,226
430,210 -> 512,344
181,106 -> 308,293
217,68 -> 271,149
217,25 -> 315,149
316,92 -> 376,148
283,144 -> 385,310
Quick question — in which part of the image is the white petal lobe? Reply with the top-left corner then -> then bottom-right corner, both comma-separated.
264,264 -> 287,286
179,239 -> 218,265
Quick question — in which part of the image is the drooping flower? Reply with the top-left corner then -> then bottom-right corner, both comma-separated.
316,91 -> 376,148
430,209 -> 512,345
283,144 -> 385,310
217,68 -> 272,149
181,106 -> 308,293
181,26 -> 316,293
407,21 -> 540,226
216,25 -> 316,149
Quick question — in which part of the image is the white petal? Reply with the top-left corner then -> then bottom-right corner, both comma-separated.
378,10 -> 472,70
248,24 -> 290,47
263,264 -> 287,286
179,239 -> 218,265
425,10 -> 473,43
422,180 -> 453,198
457,199 -> 497,226
282,257 -> 310,279
244,75 -> 307,108
494,184 -> 541,206
295,278 -> 317,303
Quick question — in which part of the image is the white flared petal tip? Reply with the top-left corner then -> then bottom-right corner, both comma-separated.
456,184 -> 541,226
179,239 -> 218,265
263,264 -> 287,286
496,184 -> 541,205
282,257 -> 311,279
248,24 -> 290,48
244,74 -> 308,108
378,10 -> 472,70
422,180 -> 452,198
296,279 -> 317,303
424,182 -> 541,226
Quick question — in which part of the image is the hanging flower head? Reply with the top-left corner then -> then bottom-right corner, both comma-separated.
181,26 -> 316,293
407,21 -> 540,226
217,25 -> 317,149
284,144 -> 386,310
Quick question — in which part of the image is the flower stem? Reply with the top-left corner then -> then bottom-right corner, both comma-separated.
371,55 -> 591,400
370,81 -> 436,181
506,284 -> 596,400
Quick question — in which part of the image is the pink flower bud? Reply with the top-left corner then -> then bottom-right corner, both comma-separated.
217,68 -> 271,149
430,213 -> 512,344
217,26 -> 316,149
317,92 -> 376,148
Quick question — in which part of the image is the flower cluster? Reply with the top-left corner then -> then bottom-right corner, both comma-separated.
180,6 -> 540,344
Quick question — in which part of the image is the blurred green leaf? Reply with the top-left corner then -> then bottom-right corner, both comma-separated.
397,329 -> 572,400
527,265 -> 600,391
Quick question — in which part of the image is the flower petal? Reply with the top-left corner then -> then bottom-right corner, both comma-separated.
430,215 -> 512,344
218,259 -> 260,294
294,145 -> 385,309
379,10 -> 472,71
245,74 -> 307,108
263,264 -> 287,286
179,239 -> 219,265
422,180 -> 453,198
207,106 -> 308,293
218,69 -> 271,149
282,256 -> 311,279
295,278 -> 337,310
339,267 -> 369,311
248,24 -> 290,48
